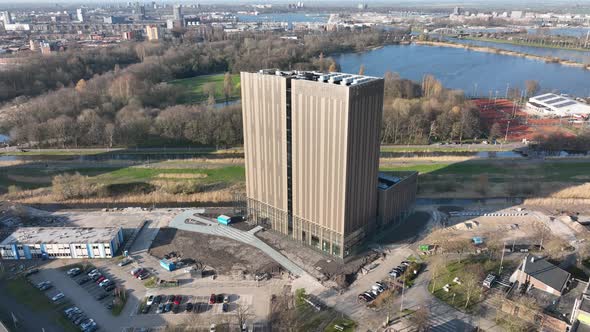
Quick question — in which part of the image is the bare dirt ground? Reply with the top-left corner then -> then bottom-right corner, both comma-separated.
149,228 -> 275,276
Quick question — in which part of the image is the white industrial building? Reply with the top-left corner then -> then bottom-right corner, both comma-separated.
526,93 -> 590,119
0,227 -> 123,260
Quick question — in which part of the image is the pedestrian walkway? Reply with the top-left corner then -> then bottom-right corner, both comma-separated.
169,210 -> 308,278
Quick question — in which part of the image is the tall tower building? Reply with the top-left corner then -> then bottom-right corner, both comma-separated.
241,70 -> 384,258
76,8 -> 85,22
1,11 -> 13,25
173,4 -> 183,21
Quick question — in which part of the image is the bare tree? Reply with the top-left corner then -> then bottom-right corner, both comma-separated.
410,306 -> 430,331
462,265 -> 483,310
234,303 -> 254,329
429,256 -> 446,293
223,72 -> 234,103
525,80 -> 540,97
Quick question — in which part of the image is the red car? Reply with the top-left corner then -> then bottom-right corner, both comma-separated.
173,295 -> 181,305
96,276 -> 106,284
209,294 -> 216,305
133,269 -> 145,278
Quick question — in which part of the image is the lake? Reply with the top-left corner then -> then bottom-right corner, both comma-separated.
332,44 -> 590,97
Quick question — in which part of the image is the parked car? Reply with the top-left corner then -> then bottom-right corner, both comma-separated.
91,274 -> 102,282
173,295 -> 181,305
186,302 -> 193,312
222,303 -> 228,312
87,269 -> 99,277
371,285 -> 384,293
156,304 -> 164,314
24,268 -> 39,277
118,258 -> 132,267
80,319 -> 95,330
96,293 -> 108,300
362,292 -> 375,300
130,268 -> 141,276
138,271 -> 150,280
153,295 -> 162,304
99,279 -> 111,287
164,303 -> 172,313
96,276 -> 106,284
133,269 -> 145,278
142,305 -> 151,314
167,295 -> 175,303
52,293 -> 65,301
104,284 -> 116,292
146,295 -> 155,306
77,277 -> 90,285
401,261 -> 411,267
210,324 -> 216,332
209,294 -> 216,304
67,268 -> 81,276
223,295 -> 229,304
37,281 -> 52,291
216,294 -> 224,304
74,315 -> 87,325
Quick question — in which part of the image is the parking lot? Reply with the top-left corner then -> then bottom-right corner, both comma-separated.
137,293 -> 253,316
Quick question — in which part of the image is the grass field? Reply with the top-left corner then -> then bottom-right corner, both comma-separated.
169,73 -> 241,104
5,278 -> 78,331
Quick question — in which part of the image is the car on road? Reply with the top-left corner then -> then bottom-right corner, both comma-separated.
52,293 -> 65,301
209,294 -> 216,304
118,258 -> 133,267
186,302 -> 193,312
95,293 -> 108,300
146,295 -> 155,306
67,268 -> 81,276
156,304 -> 164,314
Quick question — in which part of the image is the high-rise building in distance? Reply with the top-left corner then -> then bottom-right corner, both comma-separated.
0,11 -> 13,25
241,70 -> 386,258
173,4 -> 183,21
76,8 -> 85,22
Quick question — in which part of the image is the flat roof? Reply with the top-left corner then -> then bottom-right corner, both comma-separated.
377,171 -> 416,190
0,227 -> 121,245
255,69 -> 381,87
529,93 -> 590,116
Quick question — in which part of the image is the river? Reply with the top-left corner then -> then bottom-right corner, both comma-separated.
332,44 -> 590,97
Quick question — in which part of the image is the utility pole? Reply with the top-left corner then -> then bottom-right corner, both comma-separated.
505,120 -> 511,142
499,241 -> 506,275
505,83 -> 510,99
400,279 -> 405,317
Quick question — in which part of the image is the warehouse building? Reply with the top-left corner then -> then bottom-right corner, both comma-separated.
526,93 -> 590,119
377,172 -> 418,229
0,227 -> 123,259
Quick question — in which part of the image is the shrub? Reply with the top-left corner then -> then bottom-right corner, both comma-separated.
52,172 -> 99,200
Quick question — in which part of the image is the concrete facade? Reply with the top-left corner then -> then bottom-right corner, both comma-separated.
377,172 -> 418,228
241,70 -> 385,258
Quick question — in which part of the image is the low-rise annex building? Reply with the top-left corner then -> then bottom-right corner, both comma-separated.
0,227 -> 123,259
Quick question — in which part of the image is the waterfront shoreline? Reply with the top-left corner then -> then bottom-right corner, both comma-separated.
414,40 -> 590,70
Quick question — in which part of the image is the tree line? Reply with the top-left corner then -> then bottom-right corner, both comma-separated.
1,28 -> 404,148
1,27 -> 483,148
381,73 -> 481,144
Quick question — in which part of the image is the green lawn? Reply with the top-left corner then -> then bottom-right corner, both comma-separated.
169,73 -> 241,104
5,278 -> 78,331
380,145 -> 513,152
